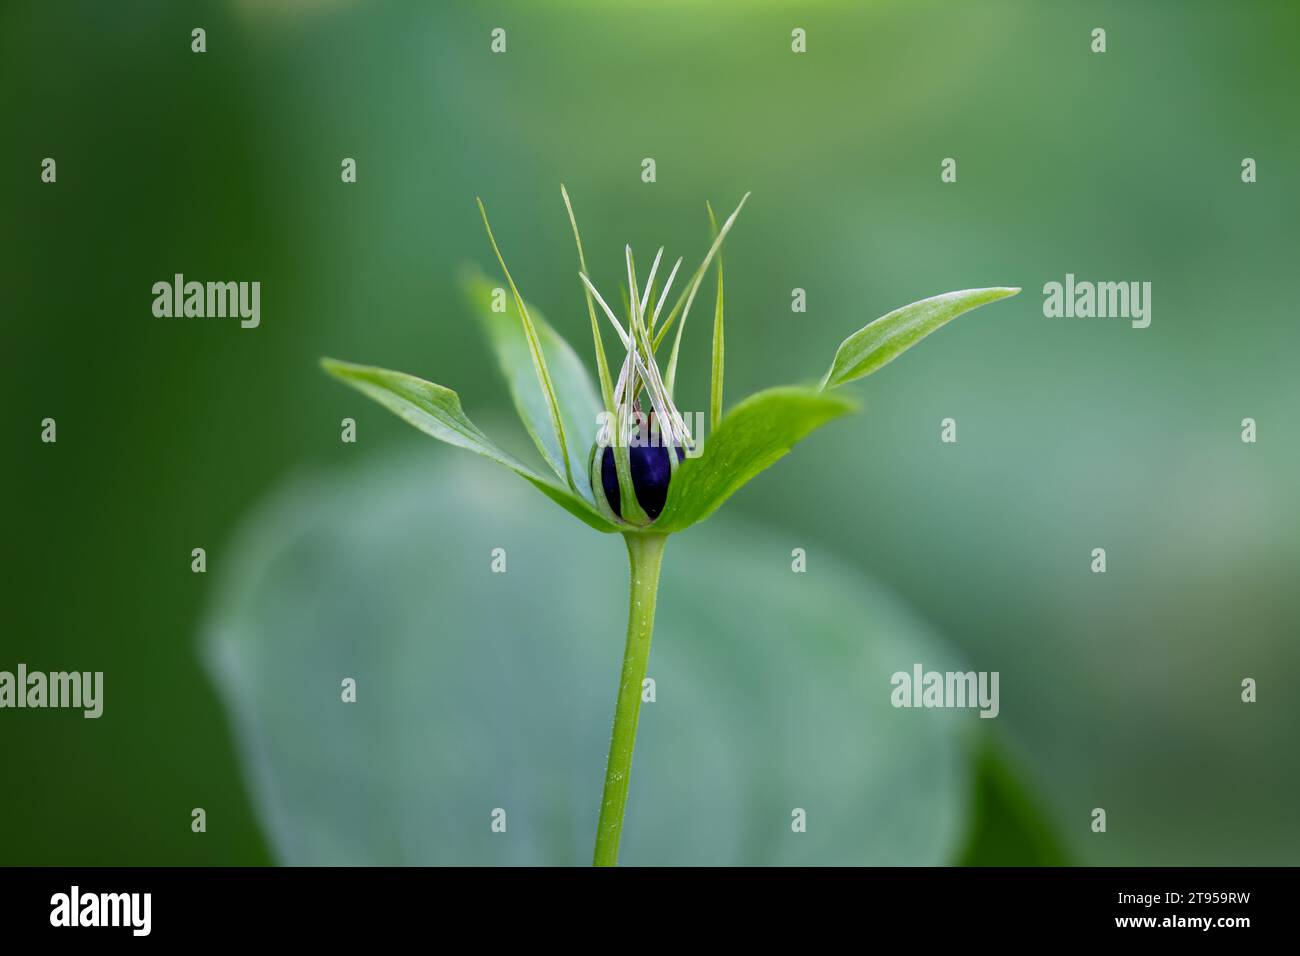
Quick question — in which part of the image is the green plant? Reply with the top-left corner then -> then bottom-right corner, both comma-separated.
322,188 -> 1019,866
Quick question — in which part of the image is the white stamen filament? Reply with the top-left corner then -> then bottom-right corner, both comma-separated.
579,272 -> 630,349
652,257 -> 683,329
585,238 -> 713,451
626,246 -> 690,445
639,247 -> 663,321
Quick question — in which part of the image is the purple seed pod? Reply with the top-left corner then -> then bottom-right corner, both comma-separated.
598,441 -> 684,520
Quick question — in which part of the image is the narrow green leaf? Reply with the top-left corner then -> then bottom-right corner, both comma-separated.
626,246 -> 689,450
821,287 -> 1020,390
664,205 -> 719,399
663,295 -> 688,397
461,269 -> 601,503
652,385 -> 857,533
320,358 -> 618,533
561,185 -> 639,523
560,185 -> 617,420
652,191 -> 750,354
706,201 -> 725,432
613,257 -> 651,524
645,277 -> 659,336
476,198 -> 575,491
586,307 -> 647,524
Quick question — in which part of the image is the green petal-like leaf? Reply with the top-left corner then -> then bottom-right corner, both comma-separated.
652,385 -> 857,533
320,358 -> 618,533
560,186 -> 617,422
475,199 -> 576,492
706,201 -> 725,431
821,287 -> 1020,390
461,270 -> 602,503
652,191 -> 750,354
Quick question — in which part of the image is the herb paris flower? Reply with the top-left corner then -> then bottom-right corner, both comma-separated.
322,188 -> 1019,865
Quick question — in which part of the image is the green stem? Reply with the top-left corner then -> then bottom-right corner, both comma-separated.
593,531 -> 668,866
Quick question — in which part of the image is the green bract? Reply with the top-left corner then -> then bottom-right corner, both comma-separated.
322,189 -> 1020,536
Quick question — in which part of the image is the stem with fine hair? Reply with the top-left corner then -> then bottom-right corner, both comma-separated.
593,531 -> 668,866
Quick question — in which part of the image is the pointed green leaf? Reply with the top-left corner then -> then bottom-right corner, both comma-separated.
652,385 -> 857,533
475,198 -> 575,491
821,287 -> 1020,390
320,358 -> 618,533
652,191 -> 750,354
561,185 -> 640,524
665,203 -> 721,400
625,246 -> 689,450
461,270 -> 602,503
706,201 -> 725,431
560,185 -> 617,420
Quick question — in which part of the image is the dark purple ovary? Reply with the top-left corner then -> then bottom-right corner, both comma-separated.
600,443 -> 684,520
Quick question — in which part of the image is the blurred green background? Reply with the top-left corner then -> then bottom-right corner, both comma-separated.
3,0 -> 1298,865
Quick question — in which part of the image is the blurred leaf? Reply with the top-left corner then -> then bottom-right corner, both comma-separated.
821,288 -> 1020,390
320,359 -> 617,533
654,386 -> 857,533
203,453 -> 974,865
956,739 -> 1070,866
461,269 -> 602,504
